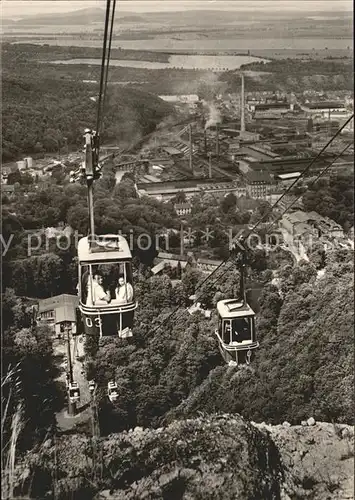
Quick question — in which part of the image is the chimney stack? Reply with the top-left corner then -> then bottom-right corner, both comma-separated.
204,129 -> 207,155
241,72 -> 245,133
180,224 -> 184,256
216,124 -> 219,159
189,124 -> 193,174
208,153 -> 212,179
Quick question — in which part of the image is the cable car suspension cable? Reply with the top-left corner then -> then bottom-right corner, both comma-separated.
149,116 -> 353,334
101,0 -> 117,135
96,0 -> 112,137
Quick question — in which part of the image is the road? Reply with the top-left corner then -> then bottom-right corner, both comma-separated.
54,334 -> 92,432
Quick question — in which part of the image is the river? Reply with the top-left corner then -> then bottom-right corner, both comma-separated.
47,54 -> 268,71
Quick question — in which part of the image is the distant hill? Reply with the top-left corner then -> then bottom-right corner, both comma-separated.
9,8 -> 352,27
11,7 -> 107,25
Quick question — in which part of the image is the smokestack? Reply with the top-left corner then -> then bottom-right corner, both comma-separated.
208,153 -> 212,179
180,224 -> 184,257
241,72 -> 245,133
204,129 -> 207,155
216,124 -> 219,159
189,124 -> 194,175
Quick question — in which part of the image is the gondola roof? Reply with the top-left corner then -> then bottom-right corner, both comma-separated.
217,299 -> 255,318
78,235 -> 132,262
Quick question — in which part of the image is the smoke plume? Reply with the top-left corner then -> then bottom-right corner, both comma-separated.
204,102 -> 222,130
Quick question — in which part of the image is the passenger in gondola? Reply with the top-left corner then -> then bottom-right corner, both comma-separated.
79,268 -> 90,303
113,275 -> 134,304
86,272 -> 111,306
224,322 -> 231,343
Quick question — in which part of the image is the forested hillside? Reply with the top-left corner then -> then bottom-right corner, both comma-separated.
2,43 -> 174,161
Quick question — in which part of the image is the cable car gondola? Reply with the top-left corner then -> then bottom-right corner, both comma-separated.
89,380 -> 96,394
78,234 -> 137,338
68,382 -> 80,404
215,299 -> 258,365
107,381 -> 118,402
214,247 -> 259,366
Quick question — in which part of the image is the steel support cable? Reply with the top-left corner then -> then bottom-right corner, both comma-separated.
189,142 -> 354,304
148,115 -> 353,335
263,141 -> 353,235
95,0 -> 112,137
101,0 -> 117,132
243,114 -> 354,237
150,260 -> 236,335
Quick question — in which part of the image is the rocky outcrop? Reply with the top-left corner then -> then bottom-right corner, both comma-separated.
253,420 -> 354,500
11,415 -> 354,500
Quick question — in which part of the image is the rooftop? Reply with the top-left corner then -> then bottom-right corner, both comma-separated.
174,202 -> 192,210
245,171 -> 272,183
254,103 -> 290,111
78,235 -> 132,263
217,299 -> 255,319
283,211 -> 310,224
277,172 -> 302,180
162,146 -> 184,156
38,294 -> 79,323
305,101 -> 345,110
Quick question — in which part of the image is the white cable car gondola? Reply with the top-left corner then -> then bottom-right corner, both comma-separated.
78,234 -> 137,338
215,299 -> 259,365
214,247 -> 259,366
89,380 -> 96,394
107,381 -> 118,402
68,382 -> 80,404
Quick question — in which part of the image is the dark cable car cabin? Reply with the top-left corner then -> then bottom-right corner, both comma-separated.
108,381 -> 118,402
78,234 -> 137,338
215,299 -> 259,366
68,382 -> 80,404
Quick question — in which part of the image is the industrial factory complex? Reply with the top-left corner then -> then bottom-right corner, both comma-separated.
123,75 -> 353,203
3,75 -> 353,207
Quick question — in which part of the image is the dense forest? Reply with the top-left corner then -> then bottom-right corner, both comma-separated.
2,43 -> 174,161
224,58 -> 353,92
302,174 -> 354,230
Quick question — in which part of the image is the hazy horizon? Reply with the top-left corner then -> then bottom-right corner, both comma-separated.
1,0 -> 353,18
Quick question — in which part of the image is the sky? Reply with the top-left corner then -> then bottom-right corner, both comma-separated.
1,0 -> 353,18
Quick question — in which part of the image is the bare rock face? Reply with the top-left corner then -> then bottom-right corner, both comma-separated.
252,421 -> 354,500
11,416 -> 354,500
13,415 -> 282,500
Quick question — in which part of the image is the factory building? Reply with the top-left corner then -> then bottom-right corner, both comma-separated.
248,157 -> 331,177
244,171 -> 273,199
136,178 -> 240,200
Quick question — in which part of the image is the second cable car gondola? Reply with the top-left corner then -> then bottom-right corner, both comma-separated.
214,246 -> 259,366
78,234 -> 137,338
215,299 -> 258,365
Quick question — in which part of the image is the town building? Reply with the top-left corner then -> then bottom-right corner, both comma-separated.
238,145 -> 280,162
159,94 -> 200,104
249,156 -> 331,177
162,146 -> 184,159
155,252 -> 189,269
196,257 -> 223,273
174,202 -> 192,216
252,102 -> 294,119
37,294 -> 79,337
280,210 -> 344,241
302,101 -> 347,119
136,178 -> 239,200
276,172 -> 302,187
244,171 -> 273,199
